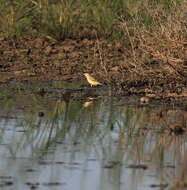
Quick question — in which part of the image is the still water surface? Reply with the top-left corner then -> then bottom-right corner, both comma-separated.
0,82 -> 186,190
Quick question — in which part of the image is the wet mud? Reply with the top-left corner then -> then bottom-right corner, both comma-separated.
0,37 -> 186,109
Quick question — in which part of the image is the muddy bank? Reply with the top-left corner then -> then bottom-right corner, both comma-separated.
0,37 -> 186,107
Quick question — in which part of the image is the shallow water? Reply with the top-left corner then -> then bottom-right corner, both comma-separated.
0,82 -> 186,190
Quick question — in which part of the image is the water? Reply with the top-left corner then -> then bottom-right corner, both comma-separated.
0,82 -> 186,190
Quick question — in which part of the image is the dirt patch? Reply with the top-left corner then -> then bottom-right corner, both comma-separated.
0,36 -> 186,107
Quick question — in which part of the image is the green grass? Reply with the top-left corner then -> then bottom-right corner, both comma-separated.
0,0 -> 36,39
0,0 -> 184,41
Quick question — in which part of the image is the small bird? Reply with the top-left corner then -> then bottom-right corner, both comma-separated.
84,73 -> 102,87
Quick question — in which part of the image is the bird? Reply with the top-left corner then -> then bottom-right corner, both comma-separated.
84,73 -> 102,87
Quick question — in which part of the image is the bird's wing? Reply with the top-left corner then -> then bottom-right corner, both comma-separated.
89,75 -> 97,82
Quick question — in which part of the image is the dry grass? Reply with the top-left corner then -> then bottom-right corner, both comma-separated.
106,1 -> 187,95
138,5 -> 186,77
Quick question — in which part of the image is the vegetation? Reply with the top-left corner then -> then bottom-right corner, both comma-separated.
0,0 -> 185,40
0,0 -> 186,99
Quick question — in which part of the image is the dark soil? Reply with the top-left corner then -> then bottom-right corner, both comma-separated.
0,36 -> 186,108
